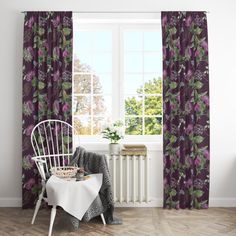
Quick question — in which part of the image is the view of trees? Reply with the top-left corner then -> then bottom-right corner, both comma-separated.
125,78 -> 162,135
73,59 -> 109,135
73,59 -> 162,135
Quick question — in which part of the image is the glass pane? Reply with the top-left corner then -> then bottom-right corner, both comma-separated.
125,117 -> 142,135
144,96 -> 162,115
93,95 -> 112,117
93,31 -> 112,51
124,31 -> 143,51
93,117 -> 110,135
124,74 -> 143,94
125,95 -> 143,116
144,76 -> 162,94
93,74 -> 111,94
144,31 -> 162,51
93,53 -> 112,73
75,51 -> 93,72
74,117 -> 91,135
124,52 -> 142,73
74,74 -> 91,94
74,96 -> 91,115
74,31 -> 92,53
144,52 -> 162,73
145,117 -> 162,135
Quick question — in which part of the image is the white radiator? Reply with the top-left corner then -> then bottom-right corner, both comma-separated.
106,155 -> 149,203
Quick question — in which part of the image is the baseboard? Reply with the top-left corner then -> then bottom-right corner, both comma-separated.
0,198 -> 22,207
1,197 -> 236,208
115,197 -> 236,208
209,198 -> 236,207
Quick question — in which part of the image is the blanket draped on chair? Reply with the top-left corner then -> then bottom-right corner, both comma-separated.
70,146 -> 122,224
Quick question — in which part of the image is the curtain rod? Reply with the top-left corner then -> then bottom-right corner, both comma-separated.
21,11 -> 210,14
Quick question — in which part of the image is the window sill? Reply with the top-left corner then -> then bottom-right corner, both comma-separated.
74,141 -> 163,152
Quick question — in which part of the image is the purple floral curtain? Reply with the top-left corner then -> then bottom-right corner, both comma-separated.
22,12 -> 73,208
162,12 -> 209,209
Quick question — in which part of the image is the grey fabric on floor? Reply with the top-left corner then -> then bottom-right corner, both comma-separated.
55,211 -> 79,230
70,146 -> 122,225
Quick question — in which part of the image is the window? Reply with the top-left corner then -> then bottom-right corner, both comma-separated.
73,30 -> 112,135
73,20 -> 162,142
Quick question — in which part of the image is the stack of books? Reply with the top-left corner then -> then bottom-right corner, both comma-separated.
121,144 -> 147,156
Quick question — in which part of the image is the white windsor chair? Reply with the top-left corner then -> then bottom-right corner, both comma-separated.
30,119 -> 106,236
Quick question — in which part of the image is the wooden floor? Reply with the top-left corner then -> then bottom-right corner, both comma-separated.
0,207 -> 236,236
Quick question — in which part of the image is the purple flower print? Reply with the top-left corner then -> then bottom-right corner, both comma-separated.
22,155 -> 34,170
201,95 -> 209,106
176,94 -> 180,103
163,178 -> 168,187
170,102 -> 176,110
24,178 -> 35,190
186,124 -> 193,134
38,48 -> 43,56
201,40 -> 208,52
27,46 -> 34,56
53,70 -> 60,81
62,102 -> 70,112
186,47 -> 192,58
195,50 -> 200,57
185,101 -> 193,112
43,42 -> 49,51
202,203 -> 209,209
194,103 -> 201,111
175,203 -> 180,210
162,15 -> 167,27
63,49 -> 69,57
23,101 -> 34,115
25,124 -> 34,136
185,16 -> 192,27
163,46 -> 167,60
203,149 -> 210,160
38,101 -> 44,110
53,47 -> 60,59
185,69 -> 193,80
53,124 -> 61,136
53,100 -> 60,115
186,156 -> 193,166
163,69 -> 167,79
26,16 -> 34,28
176,149 -> 180,157
163,124 -> 167,132
24,71 -> 35,82
24,46 -> 34,62
194,156 -> 201,166
186,179 -> 193,188
52,16 -> 60,27
176,38 -> 180,49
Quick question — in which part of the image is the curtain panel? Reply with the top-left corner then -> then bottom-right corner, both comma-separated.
22,12 -> 73,208
162,12 -> 209,209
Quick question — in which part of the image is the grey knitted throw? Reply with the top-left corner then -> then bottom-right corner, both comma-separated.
69,146 -> 122,225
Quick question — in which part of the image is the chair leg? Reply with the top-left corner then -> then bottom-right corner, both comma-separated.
48,205 -> 57,236
100,213 -> 106,225
31,185 -> 46,224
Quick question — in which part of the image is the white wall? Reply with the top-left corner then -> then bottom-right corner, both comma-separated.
1,0 -> 236,207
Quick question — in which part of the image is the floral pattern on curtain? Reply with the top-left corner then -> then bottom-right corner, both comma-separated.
22,12 -> 73,208
162,12 -> 209,209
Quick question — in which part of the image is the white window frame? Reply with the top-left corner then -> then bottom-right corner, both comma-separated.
73,19 -> 162,145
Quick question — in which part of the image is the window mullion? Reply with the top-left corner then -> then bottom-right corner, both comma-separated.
142,31 -> 145,136
91,73 -> 94,135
